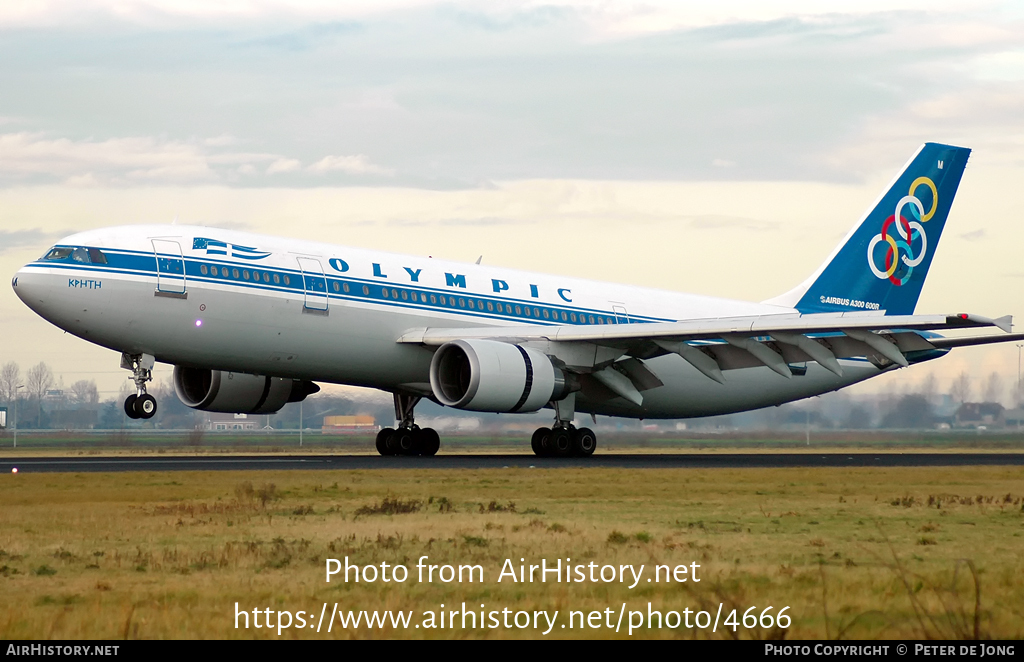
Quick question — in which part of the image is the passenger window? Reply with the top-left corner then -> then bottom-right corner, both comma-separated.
542,309 -> 549,319
468,300 -> 475,309
252,271 -> 259,281
570,313 -> 577,322
211,265 -> 219,276
392,289 -> 398,299
439,295 -> 446,305
486,302 -> 494,311
382,289 -> 389,298
284,274 -> 290,285
232,268 -> 240,279
401,290 -> 408,300
332,281 -> 340,292
87,248 -> 108,264
515,305 -> 522,315
458,298 -> 465,307
273,273 -> 279,284
430,295 -> 437,304
200,264 -> 209,275
362,285 -> 369,295
342,282 -> 349,293
588,315 -> 595,324
524,307 -> 530,316
242,270 -> 250,280
561,311 -> 567,321
263,272 -> 270,283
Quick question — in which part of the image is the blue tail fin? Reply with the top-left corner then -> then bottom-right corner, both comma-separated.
765,143 -> 970,316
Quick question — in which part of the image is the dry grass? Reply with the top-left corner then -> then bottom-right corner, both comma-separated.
0,466 -> 1021,639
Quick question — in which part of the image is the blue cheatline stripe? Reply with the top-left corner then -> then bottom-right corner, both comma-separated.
35,245 -> 674,327
32,244 -> 671,327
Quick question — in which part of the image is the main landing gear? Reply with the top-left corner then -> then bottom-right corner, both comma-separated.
375,393 -> 441,456
530,425 -> 597,457
121,352 -> 158,420
530,393 -> 597,457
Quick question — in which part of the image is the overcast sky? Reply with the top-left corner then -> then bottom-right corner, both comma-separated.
2,0 -> 1023,401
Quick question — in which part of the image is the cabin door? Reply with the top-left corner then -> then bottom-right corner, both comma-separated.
152,239 -> 186,296
296,257 -> 329,312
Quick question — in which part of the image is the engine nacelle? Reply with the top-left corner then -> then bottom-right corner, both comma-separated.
429,339 -> 571,413
173,366 -> 319,414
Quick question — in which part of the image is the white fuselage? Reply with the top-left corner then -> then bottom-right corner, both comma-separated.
13,225 -> 887,419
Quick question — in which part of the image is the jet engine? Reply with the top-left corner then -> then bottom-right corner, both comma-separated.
429,339 -> 571,413
173,366 -> 319,414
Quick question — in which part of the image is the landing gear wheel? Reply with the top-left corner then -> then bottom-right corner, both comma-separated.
531,428 -> 548,456
420,428 -> 440,456
124,394 -> 140,420
376,428 -> 395,456
549,428 -> 573,457
135,394 -> 157,419
572,427 -> 597,457
388,428 -> 418,455
403,427 -> 422,455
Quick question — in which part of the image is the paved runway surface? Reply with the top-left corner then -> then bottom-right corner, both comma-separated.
2,453 -> 1023,472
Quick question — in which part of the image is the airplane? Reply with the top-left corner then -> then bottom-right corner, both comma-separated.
11,142 -> 1024,457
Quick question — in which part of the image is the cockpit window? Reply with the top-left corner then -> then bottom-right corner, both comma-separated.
42,247 -> 73,261
40,246 -> 109,263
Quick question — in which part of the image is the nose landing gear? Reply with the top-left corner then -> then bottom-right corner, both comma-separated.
121,352 -> 158,420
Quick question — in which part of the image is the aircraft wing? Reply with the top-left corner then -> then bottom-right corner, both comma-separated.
397,312 -> 1018,392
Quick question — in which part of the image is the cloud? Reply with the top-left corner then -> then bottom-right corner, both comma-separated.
0,132 -> 217,184
0,229 -> 65,253
2,3 -> 1023,187
0,132 -> 398,186
308,154 -> 394,176
959,229 -> 986,241
684,214 -> 777,231
266,158 -> 302,174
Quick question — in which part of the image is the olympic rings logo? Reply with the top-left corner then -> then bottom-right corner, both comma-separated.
867,176 -> 938,286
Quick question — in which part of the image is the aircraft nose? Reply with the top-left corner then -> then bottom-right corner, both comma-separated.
12,265 -> 39,308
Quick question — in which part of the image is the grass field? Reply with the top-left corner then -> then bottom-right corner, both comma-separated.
0,463 -> 1022,639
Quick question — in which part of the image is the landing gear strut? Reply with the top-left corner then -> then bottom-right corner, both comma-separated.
375,392 -> 440,456
530,394 -> 597,457
121,352 -> 157,420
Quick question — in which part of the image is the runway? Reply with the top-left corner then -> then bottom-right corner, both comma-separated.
2,453 -> 1024,473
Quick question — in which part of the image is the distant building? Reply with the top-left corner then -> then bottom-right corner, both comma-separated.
1003,408 -> 1024,428
205,412 -> 260,431
322,415 -> 377,434
954,402 -> 1005,429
